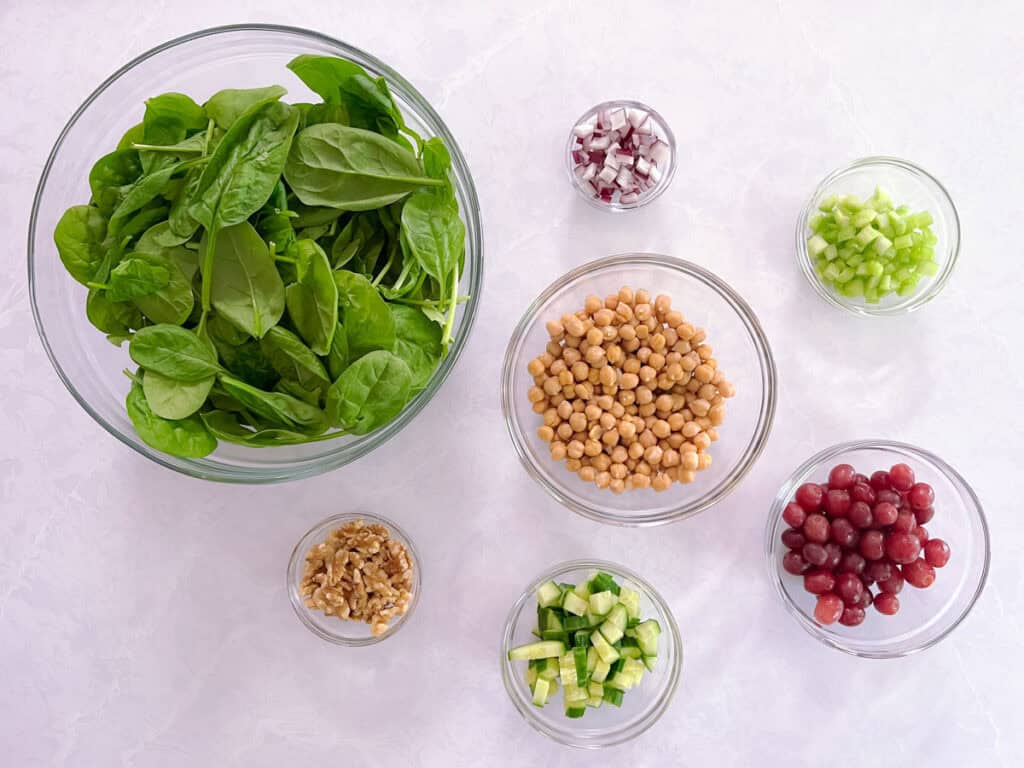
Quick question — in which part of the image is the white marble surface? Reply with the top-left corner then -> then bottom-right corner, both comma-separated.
2,1 -> 1023,765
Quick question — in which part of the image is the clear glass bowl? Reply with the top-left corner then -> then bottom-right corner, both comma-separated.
765,440 -> 990,658
28,24 -> 482,483
565,100 -> 676,212
796,156 -> 960,316
287,512 -> 421,646
500,560 -> 682,748
501,253 -> 777,526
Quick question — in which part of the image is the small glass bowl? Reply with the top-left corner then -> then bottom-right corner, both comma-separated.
765,440 -> 989,658
287,512 -> 421,646
796,156 -> 960,316
28,24 -> 483,483
501,253 -> 777,526
566,100 -> 676,212
500,559 -> 682,748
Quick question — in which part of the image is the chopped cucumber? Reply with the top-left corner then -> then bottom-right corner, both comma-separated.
620,645 -> 642,659
588,590 -> 616,616
526,665 -> 538,686
586,647 -> 598,673
599,604 -> 628,644
592,659 -> 611,683
539,657 -> 559,680
565,704 -> 587,718
563,614 -> 589,632
642,655 -> 657,672
564,682 -> 587,704
572,646 -> 588,686
573,581 -> 591,600
603,687 -> 625,706
634,619 -> 661,656
532,677 -> 551,706
574,630 -> 591,647
589,571 -> 621,596
537,580 -> 562,608
562,591 -> 588,616
559,653 -> 577,686
509,640 -> 565,661
587,681 -> 604,698
590,628 -> 620,664
586,695 -> 603,708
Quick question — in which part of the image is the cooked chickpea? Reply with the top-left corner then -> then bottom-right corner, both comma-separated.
644,445 -> 664,465
631,473 -> 651,489
719,380 -> 736,398
584,295 -> 603,314
635,387 -> 654,405
593,454 -> 612,471
693,432 -> 711,451
537,425 -> 554,442
662,448 -> 680,467
593,308 -> 615,327
584,439 -> 603,457
681,451 -> 699,471
556,423 -> 573,441
618,421 -> 637,440
532,400 -> 547,414
565,458 -> 582,472
651,473 -> 672,492
627,441 -> 645,460
682,420 -> 701,438
698,453 -> 712,471
618,324 -> 636,342
651,419 -> 671,439
579,466 -> 597,483
550,441 -> 567,460
595,471 -> 611,489
610,463 -> 628,480
569,412 -> 587,432
556,401 -> 572,420
527,358 -> 545,376
609,401 -> 625,418
585,346 -> 606,366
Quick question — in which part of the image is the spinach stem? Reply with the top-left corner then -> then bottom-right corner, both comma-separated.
130,143 -> 203,154
441,267 -> 459,347
371,249 -> 395,286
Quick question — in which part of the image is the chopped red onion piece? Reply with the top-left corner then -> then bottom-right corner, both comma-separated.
619,191 -> 640,204
589,134 -> 611,151
635,156 -> 651,176
582,163 -> 598,181
597,166 -> 617,184
573,123 -> 594,139
649,164 -> 662,183
649,139 -> 671,165
609,108 -> 627,131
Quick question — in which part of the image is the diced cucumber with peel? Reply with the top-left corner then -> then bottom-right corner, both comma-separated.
539,657 -> 559,680
537,581 -> 561,608
599,604 -> 628,644
590,628 -> 620,664
526,665 -> 538,686
562,591 -> 588,616
565,704 -> 587,718
635,620 -> 661,656
588,590 -> 616,616
618,588 -> 641,619
573,581 -> 590,600
588,681 -> 604,698
643,655 -> 657,672
603,687 -> 624,707
572,646 -> 588,686
508,640 -> 565,661
586,647 -> 598,673
564,682 -> 587,704
559,653 -> 577,686
532,677 -> 551,706
592,659 -> 610,683
620,645 -> 642,660
586,695 -> 603,708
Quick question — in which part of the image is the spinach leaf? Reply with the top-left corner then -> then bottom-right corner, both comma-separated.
88,149 -> 142,215
422,137 -> 453,182
126,378 -> 216,458
200,221 -> 285,338
296,102 -> 348,129
399,189 -> 465,284
325,321 -> 349,379
143,93 -> 207,140
108,158 -> 186,236
201,410 -> 346,447
333,269 -> 395,359
53,205 -> 108,285
284,124 -> 441,210
207,314 -> 278,389
129,251 -> 195,325
142,369 -> 214,420
284,239 -> 337,354
389,304 -> 442,392
204,85 -> 287,130
274,379 -> 322,406
117,123 -> 145,151
259,326 -> 331,398
325,350 -> 411,434
105,256 -> 170,302
218,373 -> 328,433
129,324 -> 220,381
87,291 -> 143,336
168,166 -> 203,239
291,202 -> 344,229
287,55 -> 365,104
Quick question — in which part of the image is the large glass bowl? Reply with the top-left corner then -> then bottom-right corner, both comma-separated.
501,253 -> 776,526
796,156 -> 960,316
765,440 -> 990,658
28,24 -> 482,483
500,560 -> 682,748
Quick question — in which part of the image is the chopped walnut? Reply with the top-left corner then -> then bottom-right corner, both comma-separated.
300,520 -> 414,636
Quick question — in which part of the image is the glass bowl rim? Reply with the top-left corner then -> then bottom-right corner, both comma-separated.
500,252 -> 777,526
27,22 -> 484,483
564,99 -> 677,213
286,511 -> 422,646
763,438 -> 990,659
795,155 -> 961,317
499,558 -> 682,748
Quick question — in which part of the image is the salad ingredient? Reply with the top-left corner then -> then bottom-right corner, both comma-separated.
299,518 -> 414,636
52,55 -> 468,457
528,286 -> 735,493
780,462 -> 950,627
507,571 -> 660,717
569,104 -> 671,206
807,187 -> 939,303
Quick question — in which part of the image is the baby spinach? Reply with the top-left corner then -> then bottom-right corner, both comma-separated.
200,221 -> 285,338
284,239 -> 337,355
52,55 -> 469,456
334,269 -> 394,359
129,324 -> 220,381
325,350 -> 411,434
284,123 -> 441,210
126,378 -> 217,458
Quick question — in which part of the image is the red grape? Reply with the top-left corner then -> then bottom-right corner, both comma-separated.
804,569 -> 836,595
796,482 -> 825,512
865,560 -> 895,583
839,606 -> 866,626
893,510 -> 917,533
781,528 -> 806,551
814,593 -> 844,625
859,530 -> 885,560
783,551 -> 809,575
889,463 -> 915,492
874,592 -> 900,615
914,506 -> 935,525
848,501 -> 873,529
924,538 -> 951,568
823,542 -> 843,570
851,482 -> 876,506
913,526 -> 929,544
876,489 -> 901,506
856,588 -> 874,609
853,473 -> 870,485
879,571 -> 904,594
828,463 -> 856,491
872,501 -> 899,527
838,552 -> 866,576
803,514 -> 830,544
903,558 -> 937,589
835,572 -> 866,606
885,532 -> 922,564
823,489 -> 852,518
869,470 -> 892,491
782,502 -> 807,528
802,542 -> 828,567
829,517 -> 858,548
908,482 -> 934,510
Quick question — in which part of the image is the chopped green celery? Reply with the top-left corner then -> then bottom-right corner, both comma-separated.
889,212 -> 907,236
836,267 -> 856,283
920,260 -> 939,276
822,263 -> 841,281
893,234 -> 913,250
855,263 -> 869,277
870,186 -> 893,211
875,212 -> 891,236
879,274 -> 894,292
836,226 -> 857,242
855,225 -> 881,247
864,289 -> 880,304
807,234 -> 828,258
913,211 -> 934,228
814,259 -> 829,276
809,213 -> 826,231
873,235 -> 892,254
852,209 -> 877,228
832,207 -> 850,227
817,194 -> 838,212
532,677 -> 551,706
838,194 -> 863,212
842,278 -> 865,297
865,260 -> 884,277
897,280 -> 917,296
923,228 -> 938,246
823,244 -> 838,261
895,204 -> 911,216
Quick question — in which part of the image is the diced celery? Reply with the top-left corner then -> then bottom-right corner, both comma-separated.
893,234 -> 913,250
870,186 -> 893,211
842,278 -> 865,297
836,226 -> 857,242
823,244 -> 838,261
889,212 -> 907,236
865,260 -> 884,277
807,234 -> 828,258
873,235 -> 892,254
839,194 -> 863,211
913,211 -> 934,228
817,194 -> 838,212
822,263 -> 841,281
855,225 -> 881,247
852,209 -> 877,229
809,213 -> 826,231
920,260 -> 939,276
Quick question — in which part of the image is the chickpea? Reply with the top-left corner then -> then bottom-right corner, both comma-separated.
651,419 -> 671,439
585,404 -> 602,422
598,365 -> 616,387
579,466 -> 597,483
644,445 -> 664,465
634,303 -> 652,321
662,448 -> 680,467
593,454 -> 612,471
566,440 -> 584,459
543,408 -> 560,428
680,441 -> 697,454
587,368 -> 601,385
690,398 -> 711,417
693,432 -> 711,451
625,458 -> 637,472
666,433 -> 684,449
618,390 -> 637,407
588,424 -> 603,441
550,441 -> 567,460
565,335 -> 581,349
584,439 -> 603,457
709,404 -> 726,426
609,401 -> 626,418
565,458 -> 582,472
667,412 -> 685,432
628,441 -> 645,460
635,323 -> 650,340
556,423 -> 573,441
606,344 -> 624,365
594,308 -> 615,327
693,364 -> 714,384
556,400 -> 572,420
562,347 -> 581,365
598,412 -> 616,430
654,294 -> 672,315
527,386 -> 545,403
698,452 -> 712,470
564,316 -> 585,337
707,428 -> 720,442
574,383 -> 592,400
691,328 -> 707,344
620,372 -> 639,390
596,394 -> 614,410
635,460 -> 652,476
609,478 -> 626,494
681,451 -> 699,471
568,361 -> 587,382
618,324 -> 636,342
601,429 -> 620,447
639,365 -> 657,384
639,429 -> 657,448
610,445 -> 628,464
651,473 -> 672,492
569,412 -> 587,432
542,377 -> 561,396
532,401 -> 547,414
648,352 -> 666,371
585,345 -> 606,366
635,387 -> 654,405
535,425 -> 553,442
618,421 -> 637,440
595,471 -> 612,489
649,333 -> 666,353
610,463 -> 628,480
527,358 -> 545,376
615,302 -> 634,322
546,340 -> 562,358
678,469 -> 696,484
682,420 -> 701,438
663,328 -> 678,347
584,295 -> 603,315
623,337 -> 641,353
558,370 -> 573,387
719,380 -> 736,398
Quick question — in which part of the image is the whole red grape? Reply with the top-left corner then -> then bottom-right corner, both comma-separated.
859,530 -> 885,560
889,463 -> 915,492
903,558 -> 937,589
803,514 -> 830,544
908,482 -> 934,510
823,489 -> 852,518
839,606 -> 866,626
782,502 -> 806,528
783,552 -> 809,575
804,568 -> 836,595
814,593 -> 844,625
873,501 -> 899,527
924,538 -> 951,568
795,482 -> 825,512
875,592 -> 900,615
828,463 -> 856,491
869,470 -> 892,491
